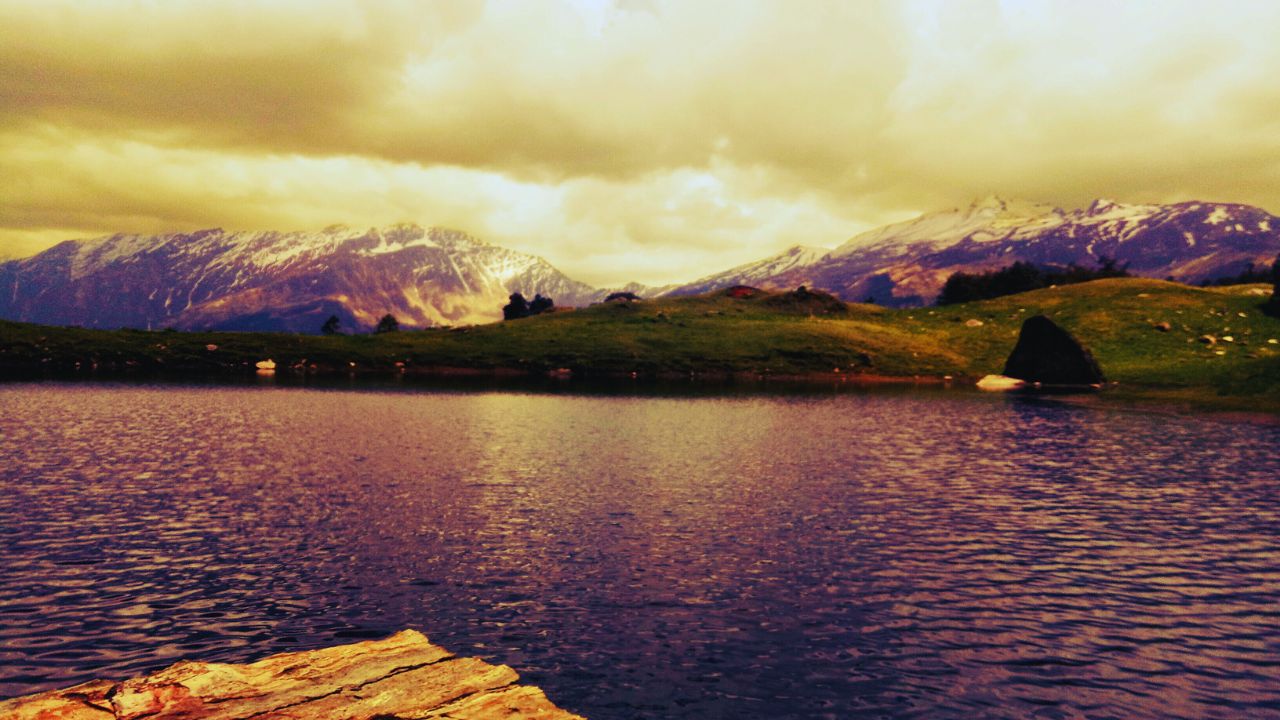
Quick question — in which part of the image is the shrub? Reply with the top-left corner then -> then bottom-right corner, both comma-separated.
529,294 -> 554,315
937,258 -> 1130,305
502,293 -> 555,320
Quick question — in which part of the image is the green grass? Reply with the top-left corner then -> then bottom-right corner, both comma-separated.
3,278 -> 1278,408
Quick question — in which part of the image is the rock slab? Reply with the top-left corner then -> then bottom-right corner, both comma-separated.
1002,315 -> 1105,386
0,629 -> 583,720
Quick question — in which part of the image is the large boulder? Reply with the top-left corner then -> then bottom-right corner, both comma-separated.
1002,315 -> 1105,385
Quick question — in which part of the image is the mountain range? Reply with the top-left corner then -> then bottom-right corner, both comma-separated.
2,197 -> 1277,331
671,196 -> 1280,305
0,225 -> 599,332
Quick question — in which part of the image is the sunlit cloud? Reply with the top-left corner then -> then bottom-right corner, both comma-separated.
1,0 -> 1278,284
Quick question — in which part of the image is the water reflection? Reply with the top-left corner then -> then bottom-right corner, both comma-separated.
1,383 -> 1278,719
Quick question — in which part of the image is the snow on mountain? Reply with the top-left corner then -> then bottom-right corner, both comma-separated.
675,245 -> 831,296
4,197 -> 1277,332
0,225 -> 602,332
666,198 -> 1280,306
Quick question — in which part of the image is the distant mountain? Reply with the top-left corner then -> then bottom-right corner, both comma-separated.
5,198 -> 1278,332
0,225 -> 601,332
669,197 -> 1280,306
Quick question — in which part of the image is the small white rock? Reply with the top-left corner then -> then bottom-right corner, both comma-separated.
977,374 -> 1026,391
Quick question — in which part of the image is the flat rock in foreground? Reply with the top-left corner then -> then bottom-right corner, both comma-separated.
0,629 -> 583,720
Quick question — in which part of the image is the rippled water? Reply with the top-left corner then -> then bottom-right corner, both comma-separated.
2,382 -> 1279,719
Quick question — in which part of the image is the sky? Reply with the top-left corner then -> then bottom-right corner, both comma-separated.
2,0 -> 1279,287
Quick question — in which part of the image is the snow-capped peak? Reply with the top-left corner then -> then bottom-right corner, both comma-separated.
661,196 -> 1280,307
3,223 -> 602,331
1087,198 -> 1119,214
969,194 -> 1008,212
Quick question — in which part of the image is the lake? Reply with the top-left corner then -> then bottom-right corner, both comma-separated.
2,382 -> 1279,719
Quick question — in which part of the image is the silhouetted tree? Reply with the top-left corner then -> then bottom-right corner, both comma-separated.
605,291 -> 641,302
321,315 -> 341,335
1200,261 -> 1274,287
528,294 -> 554,315
375,314 -> 400,333
503,293 -> 530,320
503,292 -> 555,320
937,258 -> 1131,305
1094,256 -> 1128,279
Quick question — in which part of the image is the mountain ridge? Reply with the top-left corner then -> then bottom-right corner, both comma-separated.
3,197 -> 1278,331
0,224 -> 602,332
666,197 -> 1280,305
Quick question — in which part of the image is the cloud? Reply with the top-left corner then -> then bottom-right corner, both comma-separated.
1,0 -> 1279,283
0,127 -> 870,285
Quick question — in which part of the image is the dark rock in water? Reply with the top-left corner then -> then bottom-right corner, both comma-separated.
1002,315 -> 1105,385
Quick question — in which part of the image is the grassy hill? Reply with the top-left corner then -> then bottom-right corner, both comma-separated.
2,278 -> 1278,407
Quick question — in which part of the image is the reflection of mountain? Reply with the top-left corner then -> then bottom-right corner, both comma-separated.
668,197 -> 1280,306
0,225 -> 602,332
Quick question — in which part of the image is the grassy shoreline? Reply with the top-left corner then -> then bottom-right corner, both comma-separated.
3,278 -> 1277,412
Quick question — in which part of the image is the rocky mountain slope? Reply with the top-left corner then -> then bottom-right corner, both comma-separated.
671,197 -> 1280,306
3,197 -> 1277,332
0,225 -> 601,332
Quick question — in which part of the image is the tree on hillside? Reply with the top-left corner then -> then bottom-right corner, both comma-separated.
503,293 -> 530,320
502,292 -> 556,320
937,258 -> 1131,305
1199,261 -> 1273,287
529,294 -> 555,315
321,315 -> 341,335
375,314 -> 400,333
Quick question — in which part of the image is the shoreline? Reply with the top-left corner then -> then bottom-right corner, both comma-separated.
4,278 -> 1277,414
4,364 -> 1277,417
0,352 -> 967,386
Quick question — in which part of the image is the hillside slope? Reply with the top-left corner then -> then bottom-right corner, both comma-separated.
3,279 -> 1277,404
